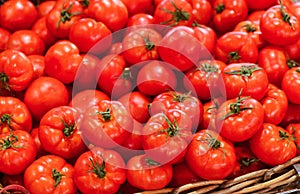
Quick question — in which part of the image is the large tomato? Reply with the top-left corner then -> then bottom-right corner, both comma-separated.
0,28 -> 11,52
192,24 -> 217,56
282,67 -> 300,105
0,130 -> 36,175
185,129 -> 236,180
170,162 -> 202,187
37,0 -> 56,18
191,0 -> 212,25
286,123 -> 300,155
121,0 -> 153,16
28,55 -> 46,80
126,13 -> 155,27
280,102 -> 300,127
245,0 -> 276,11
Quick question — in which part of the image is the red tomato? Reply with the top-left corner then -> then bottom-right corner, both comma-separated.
192,24 -> 217,56
0,50 -> 34,92
185,129 -> 236,180
170,162 -> 202,187
286,123 -> 300,155
39,106 -> 87,160
0,28 -> 11,52
24,76 -> 69,121
69,18 -> 112,54
281,102 -> 300,127
44,40 -> 83,84
249,123 -> 297,166
0,96 -> 32,133
73,147 -> 126,194
120,120 -> 144,151
245,0 -> 276,11
260,84 -> 288,125
30,127 -> 48,158
27,55 -> 45,80
282,67 -> 300,104
284,38 -> 300,61
247,10 -> 265,24
215,31 -> 259,64
37,0 -> 56,18
127,13 -> 155,27
191,0 -> 213,25
0,0 -> 38,32
126,154 -> 173,190
121,0 -> 153,16
212,0 -> 248,33
0,130 -> 36,175
222,63 -> 269,101
216,94 -> 264,142
24,155 -> 77,194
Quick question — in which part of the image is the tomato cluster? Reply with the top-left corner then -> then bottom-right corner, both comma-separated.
1,0 -> 300,193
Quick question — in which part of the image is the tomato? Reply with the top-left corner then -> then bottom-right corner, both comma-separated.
46,0 -> 84,39
257,46 -> 291,88
24,76 -> 69,121
0,130 -> 36,175
6,30 -> 45,56
73,147 -> 126,194
126,154 -> 173,190
81,100 -> 133,148
24,155 -> 77,194
121,0 -> 153,16
0,0 -> 38,32
212,0 -> 248,33
44,40 -> 83,84
154,0 -> 194,26
281,102 -> 300,127
245,0 -> 276,11
216,94 -> 264,142
0,49 -> 34,93
28,55 -> 45,80
86,0 -> 128,32
39,106 -> 87,160
127,13 -> 155,27
122,27 -> 162,65
37,0 -> 56,18
0,96 -> 32,134
260,84 -> 288,125
247,10 -> 265,24
215,31 -> 258,64
142,109 -> 193,164
185,129 -> 236,180
96,54 -> 133,99
169,162 -> 202,187
199,98 -> 224,131
120,120 -> 144,151
284,38 -> 300,61
30,127 -> 48,158
191,0 -> 212,25
69,18 -> 112,54
118,91 -> 151,123
286,123 -> 300,155
137,60 -> 177,96
249,123 -> 297,166
192,24 -> 217,56
0,28 -> 10,52
184,59 -> 226,101
260,3 -> 300,46
282,67 -> 300,104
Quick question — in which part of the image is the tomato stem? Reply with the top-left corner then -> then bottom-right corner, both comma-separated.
0,114 -> 13,130
89,158 -> 106,179
0,133 -> 22,150
242,24 -> 257,32
0,73 -> 11,92
287,59 -> 300,68
278,0 -> 295,30
79,0 -> 90,7
240,157 -> 258,168
224,65 -> 262,77
160,114 -> 179,138
141,31 -> 155,51
52,169 -> 65,187
160,1 -> 190,26
56,3 -> 82,29
61,119 -> 75,137
227,51 -> 241,63
96,108 -> 112,122
145,158 -> 161,166
296,69 -> 300,73
215,3 -> 225,14
199,133 -> 221,149
171,91 -> 192,103
279,130 -> 290,140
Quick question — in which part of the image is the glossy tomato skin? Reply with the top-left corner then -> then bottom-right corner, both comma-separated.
192,25 -> 217,56
260,84 -> 288,125
73,147 -> 126,194
245,0 -> 276,11
37,0 -> 56,18
282,67 -> 300,105
286,123 -> 300,155
24,76 -> 69,121
28,55 -> 45,80
0,130 -> 37,175
284,38 -> 300,61
170,162 -> 202,187
191,0 -> 213,25
0,28 -> 11,52
39,106 -> 87,160
121,0 -> 153,16
126,154 -> 173,190
280,102 -> 300,127
127,13 -> 155,27
30,127 -> 48,158
185,129 -> 236,180
260,5 -> 300,46
0,0 -> 38,32
24,155 -> 77,194
0,96 -> 32,133
250,123 -> 297,166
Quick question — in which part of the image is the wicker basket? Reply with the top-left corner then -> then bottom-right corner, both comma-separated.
137,156 -> 300,194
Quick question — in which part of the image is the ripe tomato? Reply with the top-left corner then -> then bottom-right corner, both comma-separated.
216,94 -> 264,142
37,0 -> 56,18
191,0 -> 213,25
0,49 -> 33,93
0,130 -> 36,175
249,123 -> 297,166
0,96 -> 32,133
0,28 -> 11,52
44,40 -> 83,84
28,55 -> 45,80
69,18 -> 112,54
212,0 -> 248,33
192,24 -> 217,56
73,147 -> 126,194
284,38 -> 300,61
6,30 -> 45,56
215,31 -> 258,64
81,100 -> 133,148
281,102 -> 300,127
126,154 -> 173,190
39,106 -> 87,160
120,120 -> 144,151
121,0 -> 153,16
185,129 -> 236,180
247,10 -> 265,24
24,76 -> 69,121
0,0 -> 38,32
127,13 -> 155,27
24,155 -> 77,194
282,67 -> 300,105
260,84 -> 288,125
170,162 -> 202,187
30,127 -> 48,158
286,123 -> 300,155
245,0 -> 276,11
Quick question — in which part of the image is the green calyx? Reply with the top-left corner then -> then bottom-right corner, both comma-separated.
160,1 -> 190,26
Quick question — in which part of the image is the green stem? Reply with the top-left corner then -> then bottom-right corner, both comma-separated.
145,158 -> 161,166
52,169 -> 65,187
96,108 -> 112,122
61,119 -> 75,137
279,0 -> 294,29
224,65 -> 262,77
89,158 -> 106,179
0,133 -> 22,150
215,3 -> 225,14
160,1 -> 190,26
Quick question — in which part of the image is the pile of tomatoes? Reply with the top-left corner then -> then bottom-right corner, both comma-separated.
1,0 -> 300,193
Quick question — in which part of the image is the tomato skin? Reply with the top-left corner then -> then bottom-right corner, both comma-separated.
185,129 -> 236,180
126,154 -> 173,190
44,40 -> 83,84
170,162 -> 202,187
249,123 -> 297,166
286,123 -> 300,155
73,147 -> 126,194
0,96 -> 32,134
260,5 -> 300,46
24,76 -> 69,121
0,49 -> 34,92
0,28 -> 11,52
127,13 -> 155,27
28,55 -> 45,80
260,84 -> 288,125
37,1 -> 56,18
245,0 -> 276,11
0,0 -> 38,32
247,10 -> 265,24
0,130 -> 37,175
192,0 -> 213,25
199,98 -> 223,131
24,155 -> 77,194
281,102 -> 300,127
30,127 -> 48,158
284,38 -> 300,61
121,0 -> 153,16
282,67 -> 300,105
